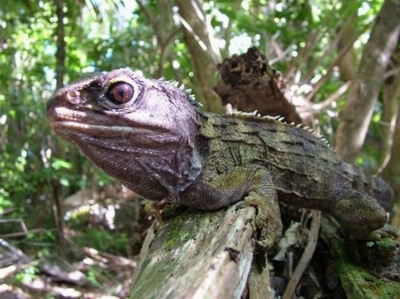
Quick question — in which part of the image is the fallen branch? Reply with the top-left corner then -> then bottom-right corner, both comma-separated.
130,202 -> 274,299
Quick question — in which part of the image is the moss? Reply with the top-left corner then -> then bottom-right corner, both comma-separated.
321,217 -> 400,299
157,207 -> 214,251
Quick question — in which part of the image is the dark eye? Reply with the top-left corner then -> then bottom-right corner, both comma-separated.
108,82 -> 134,104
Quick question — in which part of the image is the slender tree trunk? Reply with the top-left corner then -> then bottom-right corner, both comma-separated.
135,0 -> 179,79
55,0 -> 66,90
376,52 -> 400,175
381,52 -> 400,225
52,0 -> 67,255
175,0 -> 223,112
335,0 -> 400,163
337,23 -> 357,82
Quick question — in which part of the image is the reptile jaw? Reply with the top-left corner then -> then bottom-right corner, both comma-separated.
48,105 -> 169,136
53,120 -> 155,136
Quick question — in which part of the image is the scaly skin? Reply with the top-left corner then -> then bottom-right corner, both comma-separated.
46,68 -> 398,249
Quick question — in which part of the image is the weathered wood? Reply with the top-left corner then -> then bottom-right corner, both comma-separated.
214,47 -> 301,124
130,202 -> 273,299
247,256 -> 274,299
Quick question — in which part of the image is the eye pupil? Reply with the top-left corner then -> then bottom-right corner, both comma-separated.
109,82 -> 134,104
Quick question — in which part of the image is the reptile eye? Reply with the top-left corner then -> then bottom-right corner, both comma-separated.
108,82 -> 134,104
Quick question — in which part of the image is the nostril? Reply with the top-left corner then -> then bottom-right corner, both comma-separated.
46,88 -> 84,119
65,89 -> 81,104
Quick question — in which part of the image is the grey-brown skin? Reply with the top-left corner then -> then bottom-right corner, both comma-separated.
46,68 -> 398,250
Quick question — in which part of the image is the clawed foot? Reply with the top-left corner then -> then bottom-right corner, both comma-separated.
144,196 -> 184,222
245,191 -> 282,250
349,223 -> 400,241
144,200 -> 164,222
346,223 -> 400,269
370,223 -> 399,240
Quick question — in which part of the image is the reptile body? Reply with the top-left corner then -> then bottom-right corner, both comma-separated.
46,68 -> 396,249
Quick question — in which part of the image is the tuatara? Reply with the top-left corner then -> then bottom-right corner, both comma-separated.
46,68 -> 398,250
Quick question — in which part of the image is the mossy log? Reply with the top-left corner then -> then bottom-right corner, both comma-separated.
130,202 -> 273,299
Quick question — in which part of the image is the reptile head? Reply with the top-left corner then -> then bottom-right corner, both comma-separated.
46,68 -> 202,200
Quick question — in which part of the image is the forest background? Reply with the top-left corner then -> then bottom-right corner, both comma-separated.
1,0 -> 400,297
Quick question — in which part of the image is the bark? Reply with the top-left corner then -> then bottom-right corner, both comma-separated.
175,0 -> 223,112
377,52 -> 400,175
383,110 -> 400,228
55,0 -> 66,90
214,47 -> 302,124
335,0 -> 400,163
336,15 -> 357,82
381,53 -> 400,226
130,203 -> 274,299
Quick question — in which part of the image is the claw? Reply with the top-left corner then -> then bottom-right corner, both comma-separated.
371,223 -> 400,240
244,191 -> 282,251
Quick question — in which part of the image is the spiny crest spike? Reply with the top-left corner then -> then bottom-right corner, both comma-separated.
233,110 -> 259,117
263,115 -> 275,119
188,94 -> 202,107
299,126 -> 313,134
321,138 -> 329,143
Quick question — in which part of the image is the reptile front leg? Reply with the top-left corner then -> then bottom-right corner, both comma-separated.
180,165 -> 283,250
243,168 -> 283,249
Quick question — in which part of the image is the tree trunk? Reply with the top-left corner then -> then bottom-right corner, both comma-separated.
136,0 -> 180,79
175,0 -> 224,112
377,51 -> 400,175
335,0 -> 400,163
336,18 -> 357,83
52,0 -> 67,256
381,51 -> 400,226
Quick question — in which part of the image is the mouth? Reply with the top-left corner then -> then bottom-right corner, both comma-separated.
46,98 -> 173,137
51,119 -> 166,156
48,106 -> 86,122
51,119 -> 137,135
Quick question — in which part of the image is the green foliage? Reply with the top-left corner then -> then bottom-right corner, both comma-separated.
0,0 -> 388,250
15,265 -> 40,284
0,2 -> 393,298
86,266 -> 103,288
73,228 -> 129,255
